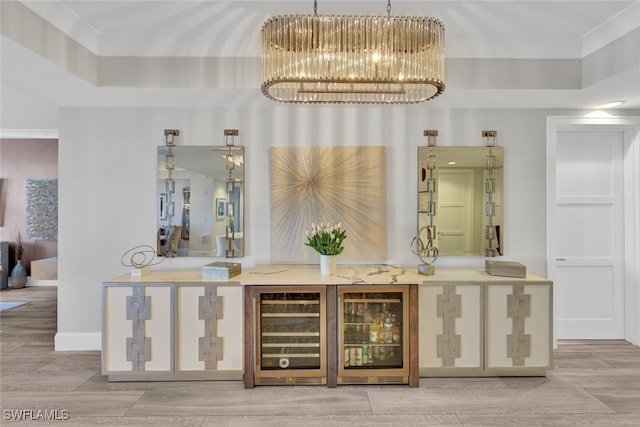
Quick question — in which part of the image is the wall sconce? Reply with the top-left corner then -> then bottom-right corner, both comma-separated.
224,129 -> 239,258
162,129 -> 180,257
412,130 -> 439,276
483,130 -> 500,257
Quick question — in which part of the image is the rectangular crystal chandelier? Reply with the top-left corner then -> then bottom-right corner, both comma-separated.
261,1 -> 445,104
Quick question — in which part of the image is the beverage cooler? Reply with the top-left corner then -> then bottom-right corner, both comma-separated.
338,285 -> 410,384
253,286 -> 327,385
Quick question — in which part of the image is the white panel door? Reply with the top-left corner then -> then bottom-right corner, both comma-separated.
438,169 -> 474,255
550,130 -> 624,339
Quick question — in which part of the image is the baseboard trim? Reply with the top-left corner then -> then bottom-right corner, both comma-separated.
26,278 -> 58,287
55,332 -> 101,351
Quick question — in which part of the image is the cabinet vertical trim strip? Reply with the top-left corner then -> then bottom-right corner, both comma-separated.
326,285 -> 337,388
436,285 -> 462,367
125,287 -> 152,370
198,285 -> 224,370
243,286 -> 255,388
506,283 -> 531,366
408,284 -> 420,387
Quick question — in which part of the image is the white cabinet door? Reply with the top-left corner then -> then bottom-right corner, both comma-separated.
104,283 -> 242,381
103,284 -> 172,376
176,284 -> 243,379
485,282 -> 552,375
419,283 -> 483,376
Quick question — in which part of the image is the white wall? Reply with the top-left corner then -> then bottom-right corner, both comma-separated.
55,106 -> 636,350
0,86 -> 59,131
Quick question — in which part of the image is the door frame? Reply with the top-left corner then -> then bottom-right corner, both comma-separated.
547,116 -> 640,347
438,168 -> 475,255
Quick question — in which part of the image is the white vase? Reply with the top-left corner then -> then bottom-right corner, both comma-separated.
320,255 -> 337,275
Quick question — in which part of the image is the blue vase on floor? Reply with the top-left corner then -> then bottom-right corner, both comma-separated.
11,260 -> 27,289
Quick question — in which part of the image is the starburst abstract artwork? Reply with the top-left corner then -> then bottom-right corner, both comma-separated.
270,146 -> 386,263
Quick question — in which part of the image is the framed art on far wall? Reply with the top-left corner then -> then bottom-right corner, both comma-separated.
26,178 -> 59,240
216,198 -> 225,221
159,193 -> 168,220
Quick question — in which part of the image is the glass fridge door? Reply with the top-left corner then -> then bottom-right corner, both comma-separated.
341,290 -> 405,370
259,291 -> 322,371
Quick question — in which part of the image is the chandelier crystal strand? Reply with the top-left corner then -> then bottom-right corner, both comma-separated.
261,1 -> 445,104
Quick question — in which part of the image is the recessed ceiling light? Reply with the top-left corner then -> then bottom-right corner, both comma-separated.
595,100 -> 626,109
448,161 -> 456,165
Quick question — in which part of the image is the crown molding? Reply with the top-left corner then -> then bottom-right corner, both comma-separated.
0,129 -> 59,139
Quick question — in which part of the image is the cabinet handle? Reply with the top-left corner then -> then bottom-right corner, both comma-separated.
556,258 -> 566,261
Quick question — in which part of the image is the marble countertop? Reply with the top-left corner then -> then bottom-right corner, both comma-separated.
107,269 -> 237,283
240,264 -> 425,285
106,264 -> 550,285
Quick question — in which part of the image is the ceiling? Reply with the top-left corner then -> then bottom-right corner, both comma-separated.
159,145 -> 244,178
432,146 -> 503,169
1,0 -> 639,119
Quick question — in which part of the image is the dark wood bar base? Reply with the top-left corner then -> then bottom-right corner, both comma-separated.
244,282 -> 419,388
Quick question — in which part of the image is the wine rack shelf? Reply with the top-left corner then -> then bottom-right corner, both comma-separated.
252,287 -> 327,385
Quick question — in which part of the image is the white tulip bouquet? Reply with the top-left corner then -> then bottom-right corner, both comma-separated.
304,222 -> 347,256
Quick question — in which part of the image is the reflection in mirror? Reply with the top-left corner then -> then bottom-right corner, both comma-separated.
157,146 -> 244,257
418,146 -> 503,256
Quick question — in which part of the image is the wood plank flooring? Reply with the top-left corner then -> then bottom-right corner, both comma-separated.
1,286 -> 639,426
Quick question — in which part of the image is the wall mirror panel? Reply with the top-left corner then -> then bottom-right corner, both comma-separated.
157,146 -> 244,257
418,146 -> 503,256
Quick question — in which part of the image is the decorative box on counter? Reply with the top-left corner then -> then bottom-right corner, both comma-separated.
202,261 -> 241,280
485,260 -> 526,278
